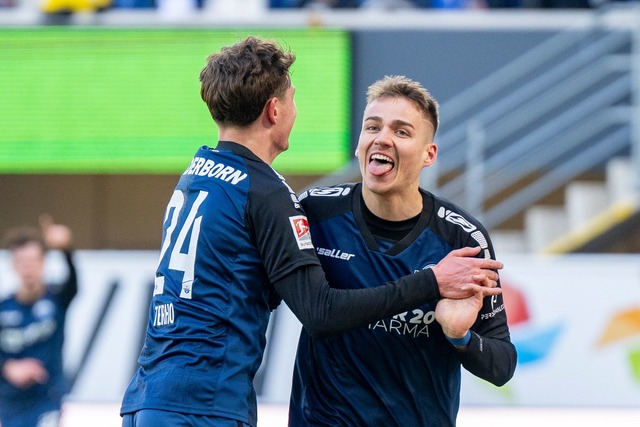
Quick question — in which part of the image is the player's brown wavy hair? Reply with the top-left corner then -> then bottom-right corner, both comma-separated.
199,36 -> 296,128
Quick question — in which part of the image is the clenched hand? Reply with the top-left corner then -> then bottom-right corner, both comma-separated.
431,246 -> 503,299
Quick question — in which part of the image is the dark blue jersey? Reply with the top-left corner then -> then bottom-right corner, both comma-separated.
289,183 -> 516,427
0,251 -> 77,419
120,143 -> 320,426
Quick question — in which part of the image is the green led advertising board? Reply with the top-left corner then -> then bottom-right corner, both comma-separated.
0,28 -> 351,174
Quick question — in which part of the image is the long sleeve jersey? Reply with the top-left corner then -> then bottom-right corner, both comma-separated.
289,183 -> 517,427
121,144 -> 445,427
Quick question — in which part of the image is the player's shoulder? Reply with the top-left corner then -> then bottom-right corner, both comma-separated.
300,183 -> 356,201
246,163 -> 297,202
428,190 -> 492,247
430,192 -> 483,229
299,183 -> 357,222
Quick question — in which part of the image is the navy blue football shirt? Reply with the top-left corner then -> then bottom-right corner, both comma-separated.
121,143 -> 319,426
289,183 -> 515,427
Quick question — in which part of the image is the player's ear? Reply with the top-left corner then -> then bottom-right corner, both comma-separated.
264,97 -> 278,125
423,143 -> 437,167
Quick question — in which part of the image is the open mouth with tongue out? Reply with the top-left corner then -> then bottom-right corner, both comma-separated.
368,153 -> 395,176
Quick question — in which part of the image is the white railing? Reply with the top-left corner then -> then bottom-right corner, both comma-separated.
421,5 -> 640,229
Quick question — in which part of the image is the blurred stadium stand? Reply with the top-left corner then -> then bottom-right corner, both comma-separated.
0,3 -> 639,255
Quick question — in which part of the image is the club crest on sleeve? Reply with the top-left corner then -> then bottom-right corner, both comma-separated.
289,215 -> 313,250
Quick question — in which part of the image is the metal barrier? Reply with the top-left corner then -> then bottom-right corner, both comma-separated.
423,5 -> 640,229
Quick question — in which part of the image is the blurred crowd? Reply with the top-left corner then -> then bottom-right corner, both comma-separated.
273,0 -> 633,8
271,0 -> 520,8
0,0 -> 609,11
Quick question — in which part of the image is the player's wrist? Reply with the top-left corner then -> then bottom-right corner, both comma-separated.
445,330 -> 471,347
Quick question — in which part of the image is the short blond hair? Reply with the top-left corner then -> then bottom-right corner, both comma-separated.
366,75 -> 440,133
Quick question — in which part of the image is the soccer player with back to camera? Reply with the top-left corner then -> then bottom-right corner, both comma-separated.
289,75 -> 517,427
120,37 -> 504,427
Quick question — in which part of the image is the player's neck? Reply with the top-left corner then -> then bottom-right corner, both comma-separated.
361,187 -> 423,221
219,127 -> 280,165
16,282 -> 45,305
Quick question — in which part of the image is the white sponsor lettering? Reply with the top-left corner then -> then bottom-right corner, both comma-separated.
480,303 -> 505,320
153,302 -> 175,326
316,247 -> 356,260
368,309 -> 435,338
370,318 -> 430,338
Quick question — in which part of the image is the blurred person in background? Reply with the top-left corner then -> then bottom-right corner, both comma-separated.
0,216 -> 77,427
119,36 -> 503,427
289,75 -> 517,427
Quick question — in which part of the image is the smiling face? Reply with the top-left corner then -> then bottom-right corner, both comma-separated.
356,96 -> 437,200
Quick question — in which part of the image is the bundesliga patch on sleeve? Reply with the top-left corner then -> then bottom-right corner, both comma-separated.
289,215 -> 314,250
